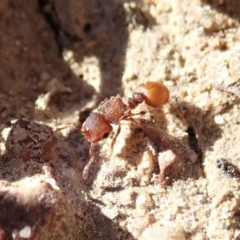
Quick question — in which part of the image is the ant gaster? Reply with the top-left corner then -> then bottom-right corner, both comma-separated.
81,82 -> 170,179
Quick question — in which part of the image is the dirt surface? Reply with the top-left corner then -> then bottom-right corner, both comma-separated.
1,0 -> 240,239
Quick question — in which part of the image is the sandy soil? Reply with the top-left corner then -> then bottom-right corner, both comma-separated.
1,0 -> 240,239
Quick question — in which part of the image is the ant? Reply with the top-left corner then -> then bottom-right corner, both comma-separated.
81,82 -> 170,179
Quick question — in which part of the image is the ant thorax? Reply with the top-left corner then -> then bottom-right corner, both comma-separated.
98,96 -> 132,125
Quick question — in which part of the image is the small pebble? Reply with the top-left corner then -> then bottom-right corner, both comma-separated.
176,189 -> 188,207
131,215 -> 150,233
214,115 -> 224,124
136,194 -> 152,214
19,226 -> 31,238
156,149 -> 181,185
1,127 -> 11,140
137,150 -> 154,174
140,222 -> 186,240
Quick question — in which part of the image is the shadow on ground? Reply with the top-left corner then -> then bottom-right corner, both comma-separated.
201,0 -> 240,22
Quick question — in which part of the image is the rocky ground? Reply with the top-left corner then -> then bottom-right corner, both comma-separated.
1,0 -> 240,239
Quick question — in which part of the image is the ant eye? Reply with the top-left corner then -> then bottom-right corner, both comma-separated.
133,82 -> 169,107
79,109 -> 91,123
103,132 -> 109,139
81,113 -> 112,143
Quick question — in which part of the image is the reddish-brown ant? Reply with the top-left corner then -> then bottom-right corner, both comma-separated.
81,82 -> 170,179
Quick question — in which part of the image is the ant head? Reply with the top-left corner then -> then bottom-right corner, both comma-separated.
81,112 -> 113,143
133,82 -> 169,107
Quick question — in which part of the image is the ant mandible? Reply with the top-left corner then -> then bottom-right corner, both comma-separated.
81,81 -> 170,179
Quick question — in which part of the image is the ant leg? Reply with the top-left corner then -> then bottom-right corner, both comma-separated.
131,111 -> 146,117
82,157 -> 95,180
110,124 -> 121,149
54,125 -> 79,134
82,143 -> 98,180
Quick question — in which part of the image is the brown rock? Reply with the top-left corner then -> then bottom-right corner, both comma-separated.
0,180 -> 56,240
6,119 -> 54,161
156,149 -> 181,185
142,126 -> 182,185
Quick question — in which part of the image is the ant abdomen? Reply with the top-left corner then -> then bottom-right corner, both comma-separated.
133,82 -> 169,108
